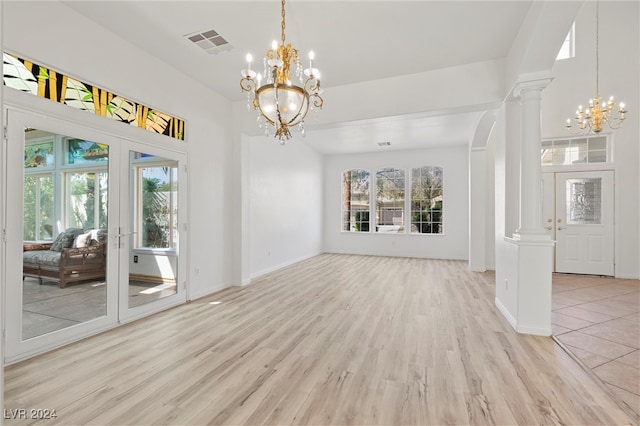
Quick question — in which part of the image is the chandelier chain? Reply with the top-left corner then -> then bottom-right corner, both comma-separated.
596,0 -> 599,96
564,0 -> 627,135
281,0 -> 287,45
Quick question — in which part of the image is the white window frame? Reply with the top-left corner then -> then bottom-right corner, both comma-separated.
375,167 -> 405,234
410,165 -> 444,234
341,165 -> 445,235
341,169 -> 371,233
132,158 -> 179,251
556,22 -> 575,61
541,134 -> 610,168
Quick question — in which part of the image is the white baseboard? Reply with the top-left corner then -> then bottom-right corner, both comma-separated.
495,297 -> 552,336
189,282 -> 230,301
250,252 -> 322,280
516,324 -> 552,336
615,273 -> 640,280
495,297 -> 517,331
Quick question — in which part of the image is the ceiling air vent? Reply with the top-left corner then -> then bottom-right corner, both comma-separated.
186,29 -> 233,55
378,141 -> 391,147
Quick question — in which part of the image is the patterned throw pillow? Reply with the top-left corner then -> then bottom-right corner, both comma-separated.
72,231 -> 92,248
50,228 -> 84,252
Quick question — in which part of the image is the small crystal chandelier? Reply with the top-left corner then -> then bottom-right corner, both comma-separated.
240,0 -> 323,143
566,0 -> 627,134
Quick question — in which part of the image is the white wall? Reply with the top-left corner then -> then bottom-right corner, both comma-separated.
2,1 -> 236,298
129,252 -> 177,281
324,145 -> 469,260
248,137 -> 324,278
542,1 -> 640,278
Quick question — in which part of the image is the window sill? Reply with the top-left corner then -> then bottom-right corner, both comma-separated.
340,230 -> 445,236
132,248 -> 177,256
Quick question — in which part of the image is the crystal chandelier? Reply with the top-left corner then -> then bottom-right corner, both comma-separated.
240,0 -> 323,142
566,0 -> 627,134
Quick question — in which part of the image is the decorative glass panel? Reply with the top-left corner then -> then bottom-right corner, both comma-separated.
3,52 -> 185,141
67,139 -> 109,164
24,141 -> 54,168
566,178 -> 602,224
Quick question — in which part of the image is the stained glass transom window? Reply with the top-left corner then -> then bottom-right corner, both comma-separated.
3,52 -> 185,141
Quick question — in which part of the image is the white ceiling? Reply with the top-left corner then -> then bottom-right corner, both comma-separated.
62,1 -> 534,153
298,109 -> 483,154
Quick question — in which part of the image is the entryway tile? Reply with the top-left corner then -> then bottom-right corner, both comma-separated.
552,312 -> 593,331
616,350 -> 640,370
580,320 -> 640,349
552,324 -> 572,336
556,331 -> 636,360
555,306 -> 616,323
579,299 -> 639,317
564,344 -> 610,369
594,360 -> 640,396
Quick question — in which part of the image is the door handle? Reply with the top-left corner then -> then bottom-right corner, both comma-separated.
558,226 -> 564,231
546,226 -> 552,231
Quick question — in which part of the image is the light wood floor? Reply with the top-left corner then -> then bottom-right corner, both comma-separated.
4,254 -> 638,425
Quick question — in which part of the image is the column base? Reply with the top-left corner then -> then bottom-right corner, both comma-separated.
498,237 -> 555,336
512,230 -> 553,242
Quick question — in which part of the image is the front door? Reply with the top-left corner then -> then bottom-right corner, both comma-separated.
543,171 -> 614,276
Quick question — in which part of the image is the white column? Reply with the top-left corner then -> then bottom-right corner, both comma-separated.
513,79 -> 553,240
1,0 -> 5,414
498,76 -> 555,336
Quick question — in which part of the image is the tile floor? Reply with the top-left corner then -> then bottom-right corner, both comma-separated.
22,277 -> 177,339
552,273 -> 640,419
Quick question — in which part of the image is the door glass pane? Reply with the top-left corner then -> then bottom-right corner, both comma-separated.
566,178 -> 602,224
22,129 -> 108,340
128,151 -> 178,308
67,172 -> 108,230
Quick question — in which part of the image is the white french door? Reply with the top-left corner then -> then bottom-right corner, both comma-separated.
542,170 -> 614,276
4,108 -> 187,363
117,142 -> 187,323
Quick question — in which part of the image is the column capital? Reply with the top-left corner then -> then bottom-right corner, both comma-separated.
508,71 -> 554,100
